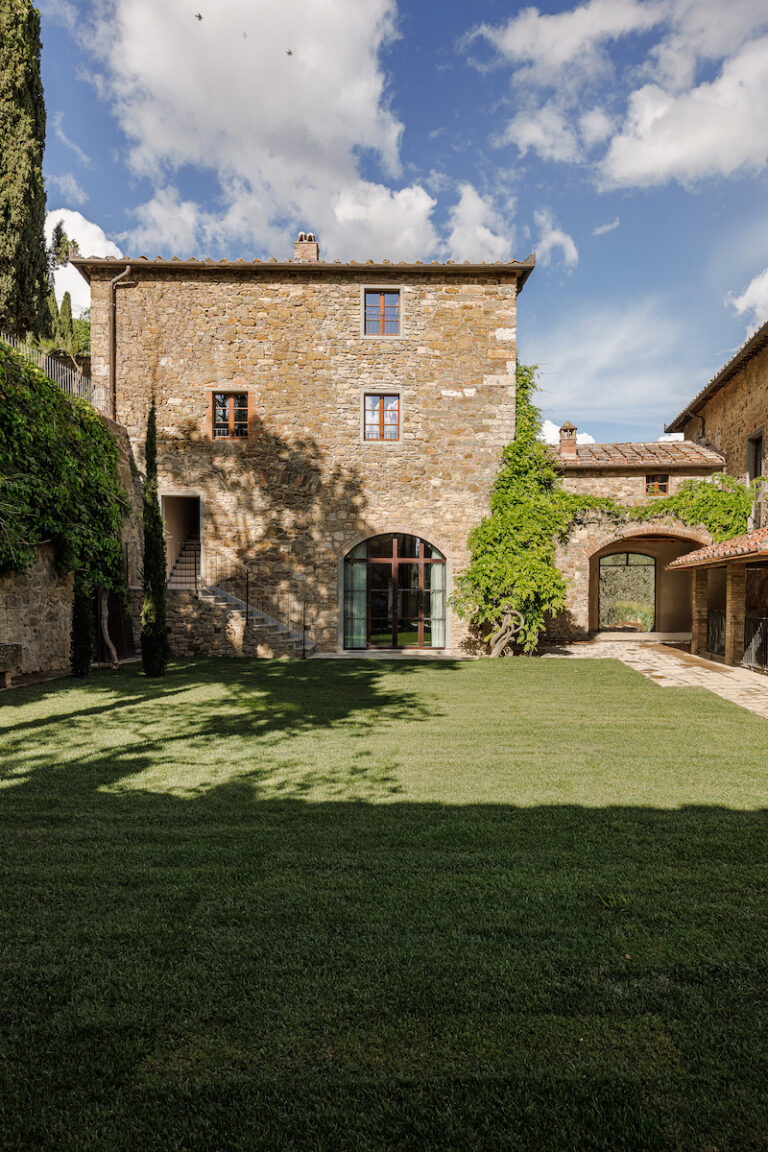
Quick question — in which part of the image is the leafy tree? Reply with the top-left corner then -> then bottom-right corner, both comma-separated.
452,365 -> 574,652
140,401 -> 169,677
0,0 -> 48,338
57,290 -> 73,347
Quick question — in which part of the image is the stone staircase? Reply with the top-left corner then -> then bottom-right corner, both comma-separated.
168,538 -> 201,589
198,584 -> 315,656
165,538 -> 314,657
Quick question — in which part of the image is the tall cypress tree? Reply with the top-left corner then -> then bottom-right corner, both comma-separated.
57,290 -> 73,346
141,401 -> 169,677
0,0 -> 48,338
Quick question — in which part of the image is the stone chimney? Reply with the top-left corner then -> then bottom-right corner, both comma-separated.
293,231 -> 319,262
559,421 -> 578,457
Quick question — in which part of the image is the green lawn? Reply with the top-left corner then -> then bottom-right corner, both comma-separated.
1,657 -> 767,1151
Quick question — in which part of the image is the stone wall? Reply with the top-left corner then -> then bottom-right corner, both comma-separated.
92,265 -> 523,654
680,343 -> 768,478
559,468 -> 718,503
546,517 -> 711,641
0,545 -> 73,675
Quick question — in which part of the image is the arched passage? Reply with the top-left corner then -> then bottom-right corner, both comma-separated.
343,533 -> 446,650
589,533 -> 706,633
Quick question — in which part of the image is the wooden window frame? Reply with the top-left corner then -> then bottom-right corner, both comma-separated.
211,392 -> 249,440
645,473 -> 669,495
362,393 -> 400,442
361,287 -> 402,338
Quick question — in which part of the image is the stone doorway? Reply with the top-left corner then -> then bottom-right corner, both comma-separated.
162,495 -> 201,589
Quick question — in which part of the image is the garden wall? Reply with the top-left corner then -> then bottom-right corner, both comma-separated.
0,544 -> 72,675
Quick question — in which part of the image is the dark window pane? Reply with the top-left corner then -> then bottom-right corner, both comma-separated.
368,535 -> 395,558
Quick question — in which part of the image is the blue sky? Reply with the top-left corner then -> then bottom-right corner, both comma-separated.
39,0 -> 768,443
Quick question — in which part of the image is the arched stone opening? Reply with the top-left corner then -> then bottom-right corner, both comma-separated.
588,532 -> 709,633
340,532 -> 447,650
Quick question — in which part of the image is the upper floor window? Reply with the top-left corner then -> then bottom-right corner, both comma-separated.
213,393 -> 248,439
364,289 -> 400,336
364,394 -> 399,441
645,473 -> 669,495
747,433 -> 763,481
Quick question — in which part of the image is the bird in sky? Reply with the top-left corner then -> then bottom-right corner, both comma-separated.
286,49 -> 293,55
194,12 -> 202,20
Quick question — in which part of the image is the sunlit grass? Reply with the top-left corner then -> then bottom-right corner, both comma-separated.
1,658 -> 767,1150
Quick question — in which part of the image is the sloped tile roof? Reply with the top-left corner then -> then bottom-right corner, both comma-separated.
668,527 -> 768,568
554,440 -> 725,471
666,317 -> 768,433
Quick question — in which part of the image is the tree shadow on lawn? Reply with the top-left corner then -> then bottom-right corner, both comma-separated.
1,757 -> 767,1150
0,658 -> 449,795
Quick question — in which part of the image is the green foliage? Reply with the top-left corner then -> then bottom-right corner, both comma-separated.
453,365 -> 579,651
57,290 -> 73,346
0,0 -> 48,338
632,472 -> 758,542
70,570 -> 94,677
0,340 -> 126,591
140,402 -> 169,678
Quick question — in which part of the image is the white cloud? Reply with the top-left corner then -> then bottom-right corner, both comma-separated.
52,112 -> 91,168
593,216 -> 620,235
727,267 -> 768,331
45,210 -> 123,315
128,187 -> 203,256
534,210 -> 578,269
601,37 -> 768,187
529,297 -> 688,425
496,103 -> 581,163
467,0 -> 768,191
539,418 -> 596,444
470,0 -> 662,87
48,173 -> 88,206
444,184 -> 513,263
64,0 -> 441,260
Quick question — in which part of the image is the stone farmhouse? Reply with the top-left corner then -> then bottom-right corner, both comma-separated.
72,234 -> 533,656
66,230 -> 747,662
663,319 -> 768,670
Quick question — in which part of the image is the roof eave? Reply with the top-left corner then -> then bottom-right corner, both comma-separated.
665,317 -> 768,432
70,254 -> 536,290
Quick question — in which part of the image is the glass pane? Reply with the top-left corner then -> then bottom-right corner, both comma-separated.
343,559 -> 367,648
233,395 -> 247,412
398,621 -> 420,647
368,535 -> 395,558
383,428 -> 397,439
400,563 -> 420,593
365,395 -> 380,411
383,410 -> 398,424
628,554 -> 655,566
383,395 -> 398,411
365,425 -> 381,440
346,543 -> 367,561
398,535 -> 420,558
600,554 -> 627,567
423,543 -> 444,560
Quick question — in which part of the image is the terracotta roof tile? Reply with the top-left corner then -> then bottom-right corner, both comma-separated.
554,440 -> 724,470
668,527 -> 768,569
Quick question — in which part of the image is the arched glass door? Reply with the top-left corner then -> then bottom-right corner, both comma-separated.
344,534 -> 446,649
598,552 -> 656,631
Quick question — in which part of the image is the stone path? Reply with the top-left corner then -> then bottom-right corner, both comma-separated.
542,641 -> 768,720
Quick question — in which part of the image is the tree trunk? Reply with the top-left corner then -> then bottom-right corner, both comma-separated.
488,610 -> 524,657
98,588 -> 120,670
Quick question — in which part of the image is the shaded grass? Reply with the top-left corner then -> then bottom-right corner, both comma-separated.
1,657 -> 767,1150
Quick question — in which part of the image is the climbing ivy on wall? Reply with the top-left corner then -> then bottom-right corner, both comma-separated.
0,341 -> 127,591
632,473 -> 757,542
453,363 -> 758,653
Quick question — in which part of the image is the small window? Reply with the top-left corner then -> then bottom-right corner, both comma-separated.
364,394 -> 399,441
213,393 -> 248,439
645,473 -> 669,495
364,290 -> 400,336
747,434 -> 763,482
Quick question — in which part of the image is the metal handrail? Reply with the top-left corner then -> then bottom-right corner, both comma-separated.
1,331 -> 108,413
743,614 -> 768,671
167,541 -> 312,655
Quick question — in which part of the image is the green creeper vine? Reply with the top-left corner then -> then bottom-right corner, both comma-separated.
453,363 -> 758,653
0,340 -> 127,594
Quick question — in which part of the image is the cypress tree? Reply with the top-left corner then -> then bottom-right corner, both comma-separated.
57,290 -> 73,347
0,0 -> 48,338
140,401 -> 169,677
70,571 -> 94,677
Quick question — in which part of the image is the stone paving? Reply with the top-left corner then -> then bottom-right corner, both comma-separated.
542,640 -> 768,720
